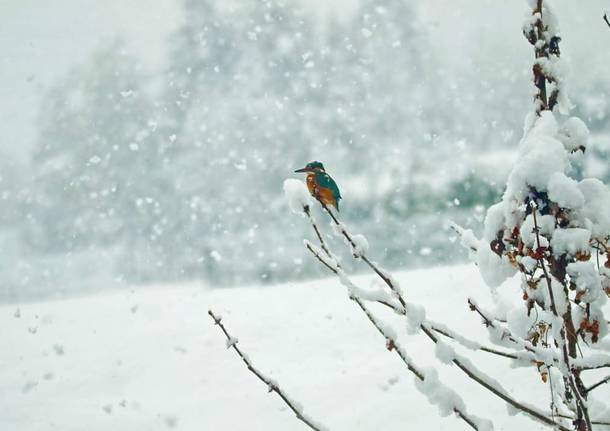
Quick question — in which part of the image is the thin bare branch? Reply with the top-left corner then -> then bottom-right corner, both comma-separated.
579,363 -> 610,371
304,205 -> 333,260
553,413 -> 610,427
604,13 -> 610,29
320,203 -> 407,311
207,310 -> 328,431
306,242 -> 339,274
585,374 -> 610,394
555,413 -> 610,426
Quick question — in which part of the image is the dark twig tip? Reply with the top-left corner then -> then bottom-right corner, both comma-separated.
208,309 -> 222,324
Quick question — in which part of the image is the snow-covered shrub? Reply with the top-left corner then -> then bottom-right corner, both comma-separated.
459,2 -> 610,429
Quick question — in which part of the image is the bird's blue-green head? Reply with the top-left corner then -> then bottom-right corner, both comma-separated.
294,161 -> 325,173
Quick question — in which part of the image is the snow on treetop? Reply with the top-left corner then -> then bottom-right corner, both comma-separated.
471,109 -> 610,289
481,202 -> 505,242
579,178 -> 610,239
547,172 -> 584,210
519,213 -> 553,249
534,56 -> 570,114
505,112 -> 568,204
476,243 -> 517,288
567,261 -> 602,303
550,228 -> 590,258
283,179 -> 312,214
558,117 -> 589,153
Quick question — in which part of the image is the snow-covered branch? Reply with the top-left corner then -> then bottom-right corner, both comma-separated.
467,298 -> 561,364
523,0 -> 566,114
449,222 -> 479,253
294,199 -> 491,431
448,3 -> 610,427
351,293 -> 491,431
577,360 -> 610,371
320,203 -> 406,311
306,229 -> 524,364
304,241 -> 404,314
418,322 -> 571,431
320,204 -> 574,429
530,205 -> 593,429
207,310 -> 328,431
306,228 -> 520,363
291,186 -> 569,430
428,319 -> 521,361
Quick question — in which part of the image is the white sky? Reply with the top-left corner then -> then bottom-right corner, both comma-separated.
1,0 -> 608,162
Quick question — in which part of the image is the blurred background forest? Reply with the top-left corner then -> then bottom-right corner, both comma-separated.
1,0 -> 609,301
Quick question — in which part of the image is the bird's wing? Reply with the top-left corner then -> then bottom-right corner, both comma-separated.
316,172 -> 341,200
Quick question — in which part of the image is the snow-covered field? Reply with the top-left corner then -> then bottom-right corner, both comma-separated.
2,264 -> 608,430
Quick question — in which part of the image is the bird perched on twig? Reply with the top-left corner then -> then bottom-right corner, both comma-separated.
294,161 -> 342,211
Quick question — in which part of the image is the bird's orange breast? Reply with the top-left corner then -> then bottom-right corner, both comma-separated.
306,174 -> 337,208
306,174 -> 316,195
317,187 -> 337,207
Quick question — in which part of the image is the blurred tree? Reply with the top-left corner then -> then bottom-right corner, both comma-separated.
0,154 -> 27,227
20,0 -> 520,292
26,39 -> 173,281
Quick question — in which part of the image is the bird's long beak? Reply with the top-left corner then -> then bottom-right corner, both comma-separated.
294,167 -> 308,173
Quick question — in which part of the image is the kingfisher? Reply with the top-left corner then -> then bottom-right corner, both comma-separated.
294,161 -> 342,211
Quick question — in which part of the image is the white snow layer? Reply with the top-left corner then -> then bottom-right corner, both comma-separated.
351,234 -> 369,257
504,112 -> 568,203
550,228 -> 590,257
567,261 -> 602,302
579,179 -> 610,240
474,111 -> 610,289
434,339 -> 456,365
547,172 -> 584,209
414,367 -> 466,417
405,302 -> 426,334
283,179 -> 311,214
476,244 -> 517,288
558,117 -> 589,153
2,264 -> 608,430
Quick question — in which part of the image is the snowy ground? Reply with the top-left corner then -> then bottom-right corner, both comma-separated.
2,264 -> 609,430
